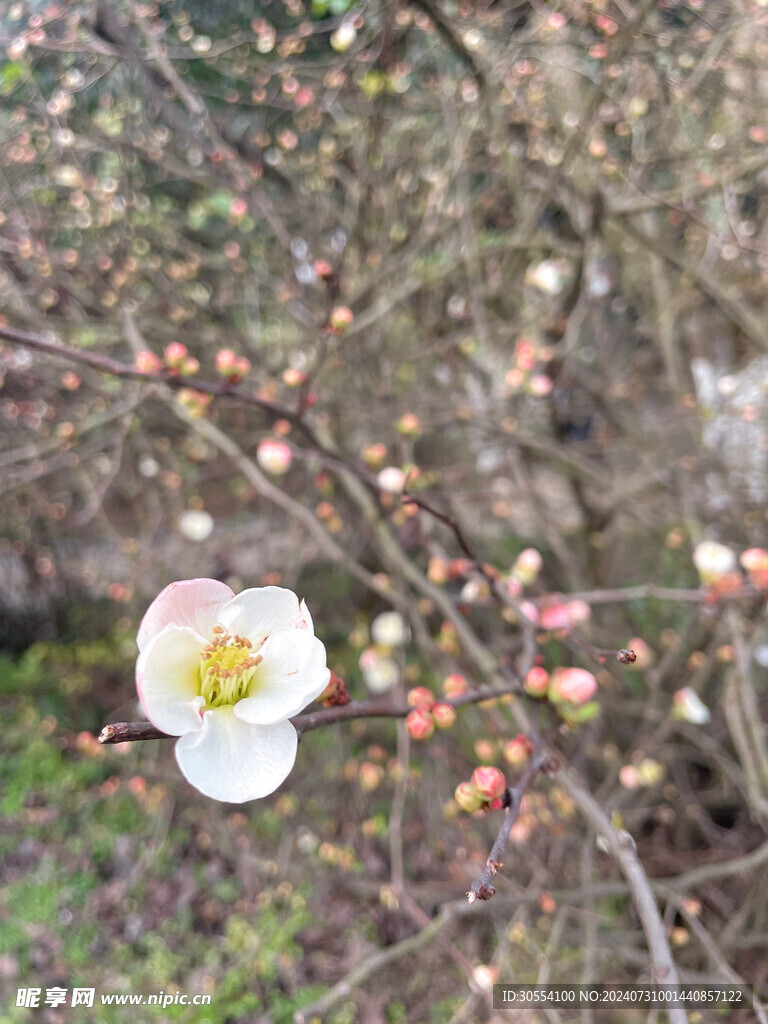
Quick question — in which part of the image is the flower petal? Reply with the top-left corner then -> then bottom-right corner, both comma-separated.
137,625 -> 206,735
137,578 -> 234,652
234,630 -> 330,725
218,586 -> 313,647
174,707 -> 297,802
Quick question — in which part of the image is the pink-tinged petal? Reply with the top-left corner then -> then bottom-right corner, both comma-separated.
137,578 -> 234,652
218,586 -> 311,647
174,707 -> 297,802
136,625 -> 206,735
234,631 -> 330,725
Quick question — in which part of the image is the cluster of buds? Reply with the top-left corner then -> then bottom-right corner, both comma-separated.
693,541 -> 768,601
163,342 -> 200,376
504,335 -> 555,397
405,687 -> 457,740
521,596 -> 591,632
215,348 -> 251,383
455,766 -> 507,813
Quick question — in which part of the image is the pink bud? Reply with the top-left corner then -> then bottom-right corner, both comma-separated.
524,666 -> 550,697
329,305 -> 354,332
504,734 -> 533,766
282,367 -> 307,387
442,673 -> 468,698
512,547 -> 542,586
549,667 -> 597,705
431,702 -> 456,730
471,765 -> 506,802
454,781 -> 482,812
176,388 -> 212,418
407,686 -> 435,709
396,413 -> 422,437
181,357 -> 200,376
406,707 -> 434,740
135,350 -> 163,373
216,348 -> 237,372
358,761 -> 383,792
740,548 -> 768,589
377,466 -> 405,493
164,342 -> 188,368
361,442 -> 388,469
528,373 -> 552,397
256,438 -> 292,475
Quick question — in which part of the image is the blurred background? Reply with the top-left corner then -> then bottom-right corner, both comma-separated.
1,0 -> 768,1020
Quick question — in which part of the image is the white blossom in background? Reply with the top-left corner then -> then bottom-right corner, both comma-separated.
178,510 -> 214,542
371,611 -> 409,647
136,579 -> 330,802
359,647 -> 399,693
673,687 -> 711,725
692,540 -> 736,584
376,466 -> 406,493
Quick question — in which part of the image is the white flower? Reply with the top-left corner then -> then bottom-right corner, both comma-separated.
371,611 -> 409,647
136,579 -> 330,802
692,541 -> 735,584
359,647 -> 399,693
673,687 -> 710,725
178,510 -> 214,542
377,466 -> 406,493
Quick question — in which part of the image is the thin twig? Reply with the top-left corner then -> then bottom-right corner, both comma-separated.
466,749 -> 553,903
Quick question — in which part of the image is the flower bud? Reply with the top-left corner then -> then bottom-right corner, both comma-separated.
181,356 -> 200,376
548,667 -> 597,705
282,367 -> 307,387
377,466 -> 406,493
361,443 -> 388,469
512,548 -> 542,585
256,438 -> 292,475
431,703 -> 456,730
406,707 -> 435,740
693,541 -> 736,585
673,687 -> 710,724
740,547 -> 768,589
471,765 -> 506,802
176,389 -> 212,418
454,781 -> 482,813
358,761 -> 383,792
396,413 -> 422,437
503,734 -> 533,766
407,686 -> 435,709
329,305 -> 354,331
321,671 -> 350,707
524,666 -> 550,697
372,611 -> 409,647
442,673 -> 468,698
135,350 -> 163,373
164,342 -> 188,370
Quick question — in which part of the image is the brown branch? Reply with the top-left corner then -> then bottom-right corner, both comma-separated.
466,748 -> 553,904
98,681 -> 523,746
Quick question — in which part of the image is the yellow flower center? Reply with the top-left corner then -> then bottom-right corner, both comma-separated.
198,627 -> 263,709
